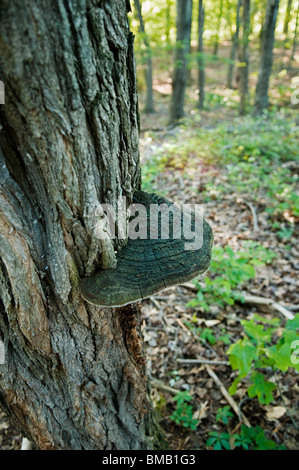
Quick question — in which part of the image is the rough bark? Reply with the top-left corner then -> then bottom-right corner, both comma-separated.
0,0 -> 161,450
169,0 -> 193,124
133,0 -> 155,113
254,0 -> 280,115
227,0 -> 242,89
197,0 -> 205,109
239,0 -> 251,116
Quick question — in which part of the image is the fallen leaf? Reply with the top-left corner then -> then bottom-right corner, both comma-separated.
193,400 -> 209,421
204,319 -> 221,327
266,406 -> 287,421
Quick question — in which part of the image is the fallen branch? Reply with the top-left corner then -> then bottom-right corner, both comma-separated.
178,358 -> 229,366
241,293 -> 295,320
240,200 -> 259,232
151,379 -> 179,396
180,283 -> 296,321
205,365 -> 251,428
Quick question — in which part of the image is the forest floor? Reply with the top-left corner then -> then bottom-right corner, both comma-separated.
136,47 -> 299,450
0,44 -> 298,450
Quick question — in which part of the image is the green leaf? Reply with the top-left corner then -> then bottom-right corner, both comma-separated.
227,338 -> 258,377
228,375 -> 242,396
285,313 -> 299,332
241,319 -> 275,345
253,314 -> 280,326
255,429 -> 277,450
267,330 -> 299,372
247,372 -> 276,405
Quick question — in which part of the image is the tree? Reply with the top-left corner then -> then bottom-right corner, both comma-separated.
239,0 -> 251,115
133,0 -> 155,113
227,0 -> 242,89
197,0 -> 205,109
169,0 -> 193,124
0,0 -> 162,450
254,0 -> 280,115
290,1 -> 299,64
283,0 -> 293,36
213,0 -> 224,56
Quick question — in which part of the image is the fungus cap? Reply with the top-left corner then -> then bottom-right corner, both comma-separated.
79,191 -> 213,307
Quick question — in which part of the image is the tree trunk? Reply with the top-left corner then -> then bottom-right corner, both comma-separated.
239,0 -> 251,115
0,0 -> 162,450
290,2 -> 299,64
283,0 -> 293,36
254,0 -> 280,115
213,0 -> 223,56
227,0 -> 242,89
169,0 -> 193,124
133,0 -> 155,113
166,0 -> 172,45
197,0 -> 205,109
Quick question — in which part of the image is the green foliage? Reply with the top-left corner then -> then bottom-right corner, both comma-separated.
206,413 -> 287,450
185,319 -> 231,345
206,431 -> 231,450
227,313 -> 299,404
202,113 -> 299,219
187,242 -> 276,312
216,406 -> 234,425
232,425 -> 286,450
169,391 -> 199,430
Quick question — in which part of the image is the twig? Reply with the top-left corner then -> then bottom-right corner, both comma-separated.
237,198 -> 259,232
178,358 -> 229,366
178,174 -> 185,190
151,379 -> 179,396
241,293 -> 295,320
181,282 -> 296,321
205,365 -> 251,428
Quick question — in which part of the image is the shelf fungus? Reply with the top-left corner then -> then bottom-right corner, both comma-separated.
79,191 -> 213,307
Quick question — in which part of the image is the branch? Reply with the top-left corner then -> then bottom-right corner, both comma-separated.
236,198 -> 259,232
205,365 -> 251,428
241,293 -> 295,320
177,358 -> 229,365
151,379 -> 179,396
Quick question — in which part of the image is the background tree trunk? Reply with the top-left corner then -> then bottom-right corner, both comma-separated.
0,0 -> 161,450
227,0 -> 242,89
165,0 -> 172,45
239,0 -> 251,115
169,0 -> 193,124
254,0 -> 280,115
197,0 -> 205,109
283,0 -> 293,36
290,2 -> 299,65
213,0 -> 223,56
133,0 -> 155,113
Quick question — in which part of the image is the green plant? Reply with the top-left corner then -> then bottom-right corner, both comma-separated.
206,431 -> 231,450
233,425 -> 286,450
169,391 -> 199,430
184,318 -> 231,346
227,313 -> 299,404
207,413 -> 287,450
216,406 -> 234,425
187,242 -> 276,312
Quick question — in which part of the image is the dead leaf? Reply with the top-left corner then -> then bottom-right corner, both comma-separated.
266,406 -> 287,421
193,400 -> 209,421
204,319 -> 221,327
